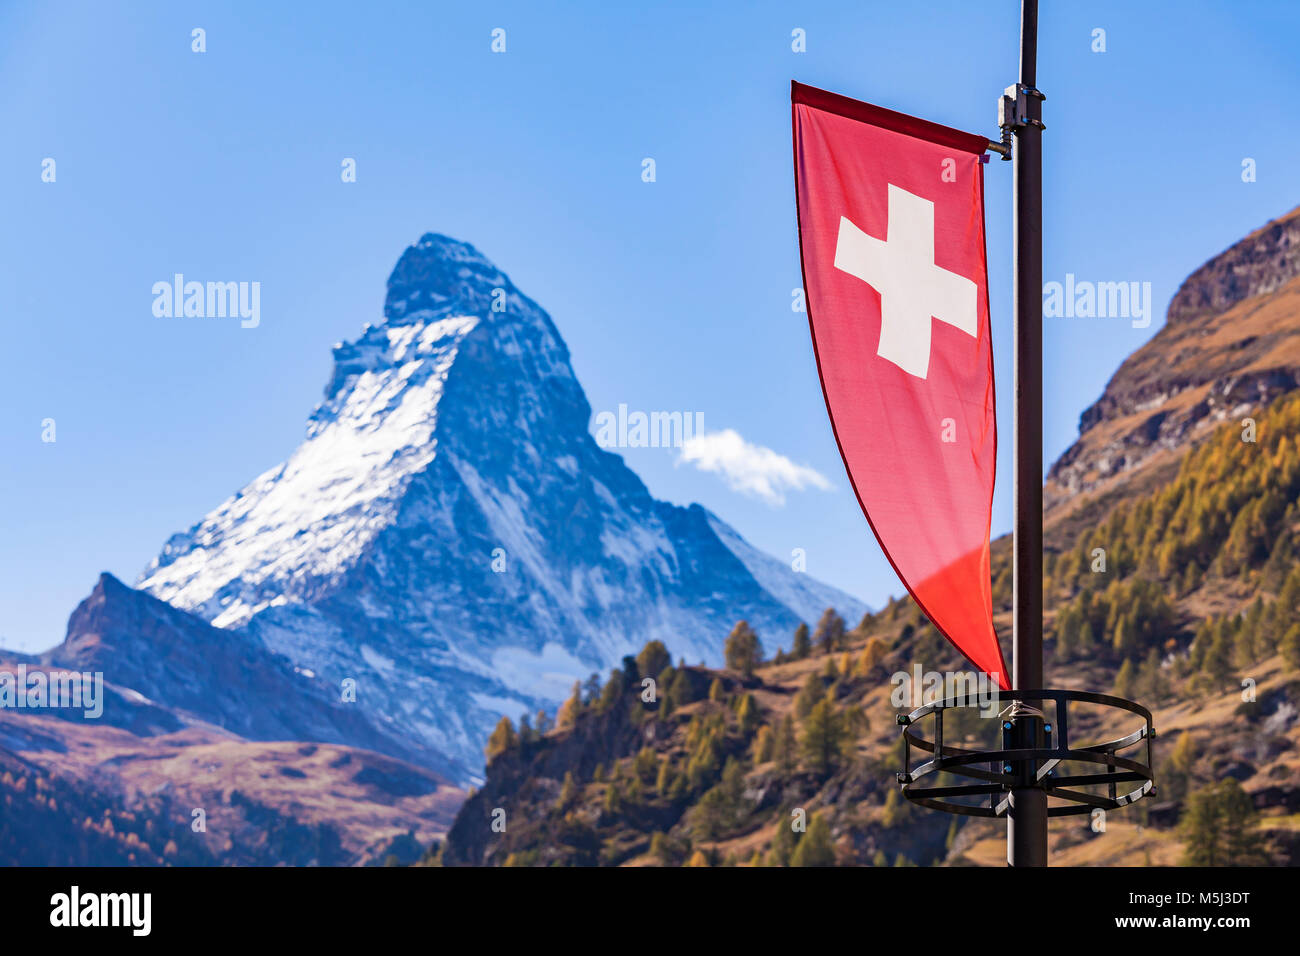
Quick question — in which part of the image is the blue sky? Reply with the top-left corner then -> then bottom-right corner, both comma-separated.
3,0 -> 1300,653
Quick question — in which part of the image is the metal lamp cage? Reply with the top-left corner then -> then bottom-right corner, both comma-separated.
896,688 -> 1155,818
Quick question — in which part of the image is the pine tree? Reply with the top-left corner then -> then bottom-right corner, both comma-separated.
1204,621 -> 1234,684
1180,779 -> 1268,865
724,621 -> 764,677
794,672 -> 824,718
636,640 -> 672,680
599,668 -> 623,711
1170,730 -> 1197,775
881,788 -> 909,828
708,678 -> 725,702
1077,619 -> 1095,652
789,813 -> 835,867
792,622 -> 812,660
813,608 -> 846,654
485,716 -> 518,761
556,681 -> 582,729
557,771 -> 579,809
649,831 -> 673,864
822,656 -> 839,681
751,724 -> 775,765
655,758 -> 674,796
1055,607 -> 1076,658
767,816 -> 798,866
860,636 -> 887,675
735,692 -> 760,735
1281,624 -> 1300,671
633,746 -> 658,783
603,780 -> 623,815
1138,647 -> 1164,702
1113,658 -> 1136,699
773,714 -> 798,774
800,697 -> 846,776
668,667 -> 698,705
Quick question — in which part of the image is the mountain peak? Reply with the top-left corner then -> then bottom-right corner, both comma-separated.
1046,204 -> 1300,510
1166,203 -> 1300,327
137,232 -> 865,783
384,233 -> 515,324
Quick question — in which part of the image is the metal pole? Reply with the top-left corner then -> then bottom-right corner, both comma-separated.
1008,0 -> 1048,867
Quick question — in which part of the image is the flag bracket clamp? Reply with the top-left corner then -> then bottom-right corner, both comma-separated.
990,82 -> 1046,161
895,688 -> 1155,818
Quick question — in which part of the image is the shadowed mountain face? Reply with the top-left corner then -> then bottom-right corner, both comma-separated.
38,573 -> 453,773
1047,205 -> 1300,511
130,234 -> 864,785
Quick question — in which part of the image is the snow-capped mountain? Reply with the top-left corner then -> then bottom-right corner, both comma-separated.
138,234 -> 865,784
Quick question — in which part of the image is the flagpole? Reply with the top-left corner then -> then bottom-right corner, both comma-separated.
1008,0 -> 1048,866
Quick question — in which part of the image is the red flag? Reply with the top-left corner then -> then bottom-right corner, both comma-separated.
792,82 -> 1008,688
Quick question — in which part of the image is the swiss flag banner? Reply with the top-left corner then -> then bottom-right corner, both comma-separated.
791,82 -> 1008,688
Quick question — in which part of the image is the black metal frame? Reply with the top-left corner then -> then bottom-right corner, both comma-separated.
896,689 -> 1155,818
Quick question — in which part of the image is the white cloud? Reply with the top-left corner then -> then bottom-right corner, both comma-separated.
677,428 -> 831,506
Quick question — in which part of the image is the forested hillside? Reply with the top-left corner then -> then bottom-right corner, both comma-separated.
434,390 -> 1300,866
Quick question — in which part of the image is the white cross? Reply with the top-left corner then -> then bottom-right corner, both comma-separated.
833,184 -> 977,379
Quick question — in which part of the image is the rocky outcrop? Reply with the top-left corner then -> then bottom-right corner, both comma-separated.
1047,206 -> 1300,509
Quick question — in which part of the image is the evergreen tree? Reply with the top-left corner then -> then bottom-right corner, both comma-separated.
766,816 -> 798,866
1204,622 -> 1234,684
535,709 -> 553,735
1114,658 -> 1136,699
1138,647 -> 1164,702
773,714 -> 798,774
724,621 -> 764,677
814,608 -> 847,654
794,672 -> 824,718
668,667 -> 699,706
603,780 -> 623,815
1180,779 -> 1268,865
557,771 -> 579,809
485,716 -> 518,761
655,758 -> 675,796
1077,619 -> 1095,652
633,746 -> 658,783
649,831 -> 673,865
792,622 -> 812,659
1281,624 -> 1300,671
800,697 -> 847,776
789,813 -> 835,867
708,677 -> 725,702
860,636 -> 887,675
599,668 -> 624,711
636,640 -> 671,679
751,724 -> 775,765
881,788 -> 909,828
735,692 -> 760,735
556,681 -> 582,729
